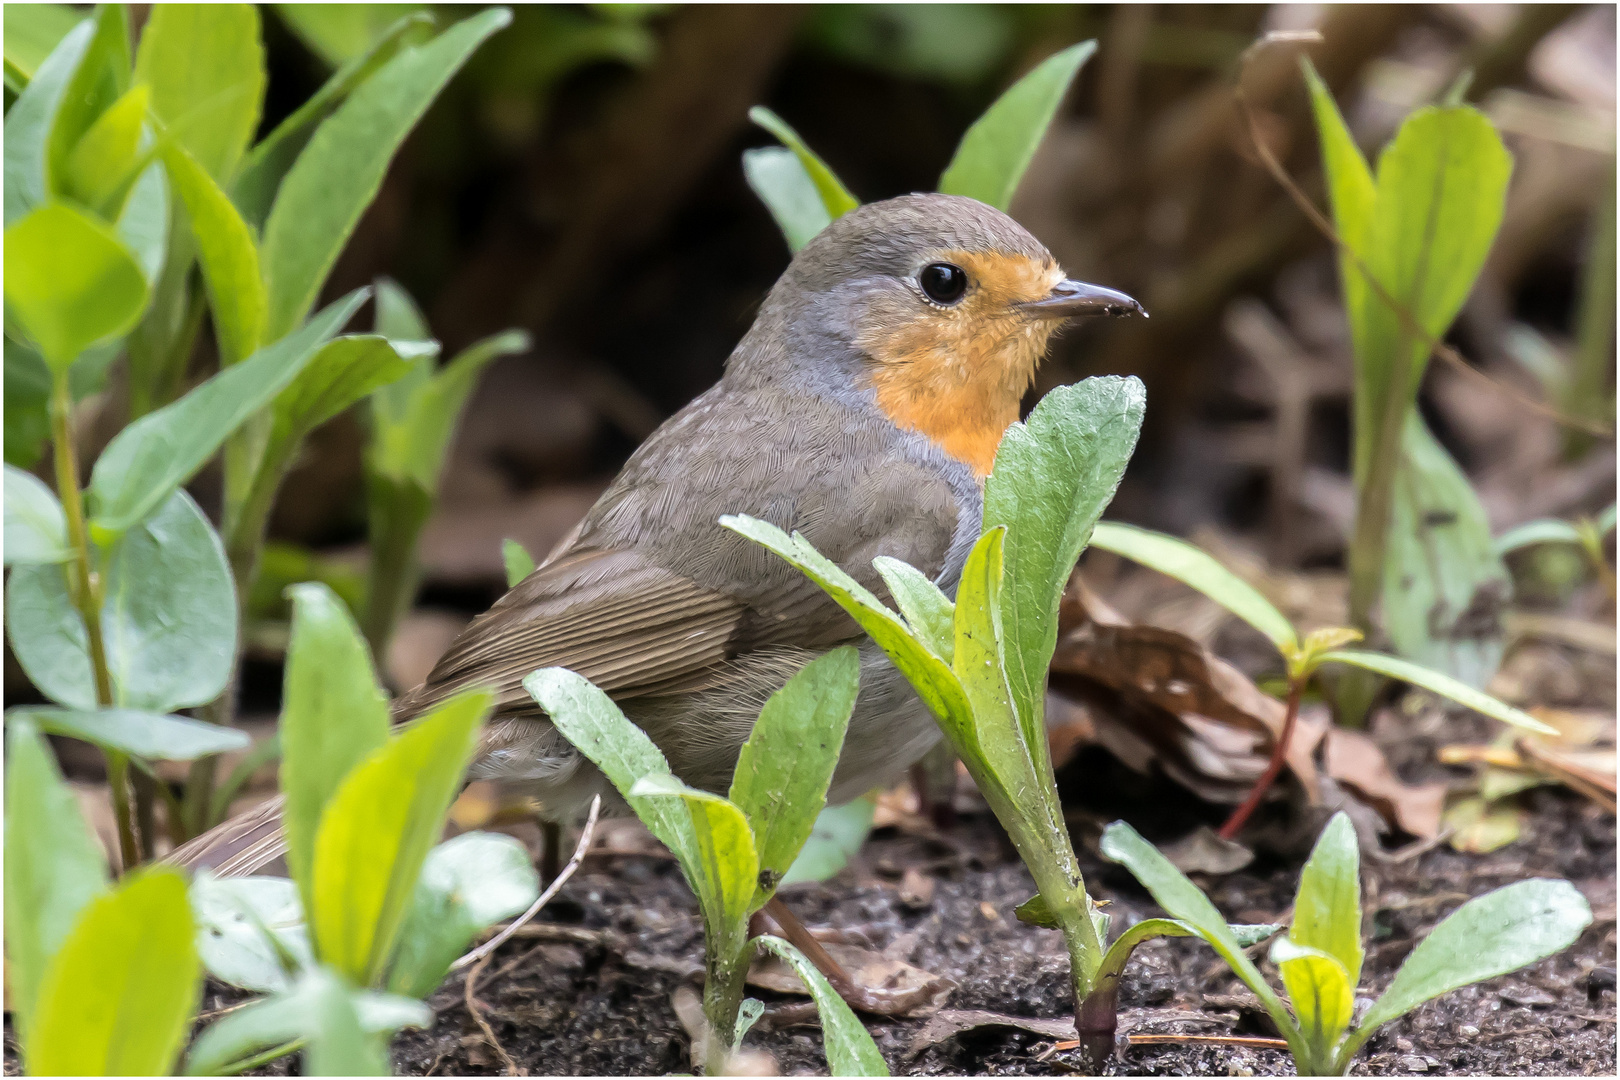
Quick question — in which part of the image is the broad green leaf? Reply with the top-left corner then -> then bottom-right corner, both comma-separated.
4,202 -> 149,373
4,338 -> 53,466
159,142 -> 265,365
1319,650 -> 1556,734
233,14 -> 436,229
1269,936 -> 1353,1064
311,688 -> 489,985
503,537 -> 536,587
1302,59 -> 1375,336
299,967 -> 390,1077
779,796 -> 876,887
281,582 -> 391,913
1496,517 -> 1583,555
632,774 -> 758,926
4,560 -> 97,707
27,868 -> 199,1077
20,706 -> 250,761
752,936 -> 889,1076
951,528 -> 1025,797
728,646 -> 860,896
3,4 -> 83,87
1089,521 -> 1299,652
43,5 -> 130,204
134,3 -> 265,182
117,159 -> 170,284
743,146 -> 832,252
748,107 -> 858,221
1099,821 -> 1303,1054
984,376 -> 1146,758
4,463 -> 69,564
2,718 -> 111,1040
63,83 -> 149,210
937,41 -> 1095,211
3,19 -> 93,226
1383,413 -> 1507,688
372,274 -> 434,343
386,831 -> 539,998
1291,811 -> 1364,990
88,288 -> 368,535
261,8 -> 511,340
1350,880 -> 1590,1055
191,874 -> 312,994
872,555 -> 954,661
277,4 -> 427,68
527,665 -> 695,867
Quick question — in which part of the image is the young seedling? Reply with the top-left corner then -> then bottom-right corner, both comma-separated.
526,647 -> 888,1077
1495,503 -> 1617,600
1086,521 -> 1560,838
1102,812 -> 1592,1075
725,377 -> 1147,1072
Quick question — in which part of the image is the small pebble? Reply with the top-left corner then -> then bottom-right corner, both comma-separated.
1458,1024 -> 1480,1038
1396,1038 -> 1415,1053
1499,986 -> 1558,1008
1397,1054 -> 1431,1072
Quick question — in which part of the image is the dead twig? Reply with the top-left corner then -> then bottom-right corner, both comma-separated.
1125,1033 -> 1291,1050
463,951 -> 521,1076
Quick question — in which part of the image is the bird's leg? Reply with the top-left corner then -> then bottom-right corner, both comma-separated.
540,820 -> 562,885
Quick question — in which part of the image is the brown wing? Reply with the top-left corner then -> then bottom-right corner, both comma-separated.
392,546 -> 751,721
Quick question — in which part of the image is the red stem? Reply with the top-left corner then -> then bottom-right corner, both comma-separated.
1219,676 -> 1303,840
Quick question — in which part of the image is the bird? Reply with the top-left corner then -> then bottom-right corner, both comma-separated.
170,193 -> 1143,908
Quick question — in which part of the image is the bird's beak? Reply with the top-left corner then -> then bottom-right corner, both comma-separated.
1019,278 -> 1147,320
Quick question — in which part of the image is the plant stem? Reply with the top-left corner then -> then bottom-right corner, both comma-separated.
1219,673 -> 1305,840
361,473 -> 434,677
49,375 -> 140,869
701,939 -> 751,1076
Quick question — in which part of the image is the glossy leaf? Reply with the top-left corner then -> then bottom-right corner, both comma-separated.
748,107 -> 858,222
984,375 -> 1145,758
873,555 -> 955,661
4,202 -> 149,373
780,797 -> 876,887
4,560 -> 96,707
503,537 -> 536,587
1319,650 -> 1556,734
281,582 -> 392,912
1290,812 -> 1364,990
88,288 -> 368,535
191,873 -> 312,994
310,689 -> 490,985
261,8 -> 511,340
743,146 -> 832,252
1089,521 -> 1299,652
160,142 -> 265,365
937,41 -> 1095,211
21,705 -> 250,761
386,831 -> 539,998
633,773 -> 759,926
2,718 -> 111,1040
3,462 -> 69,564
27,869 -> 199,1077
728,647 -> 860,896
752,936 -> 889,1076
63,83 -> 148,210
1269,936 -> 1353,1063
3,4 -> 83,87
133,3 -> 265,182
3,19 -> 93,226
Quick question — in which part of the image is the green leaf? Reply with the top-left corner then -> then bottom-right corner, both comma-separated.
1099,820 -> 1304,1055
310,688 -> 490,985
728,647 -> 860,898
159,141 -> 265,365
27,868 -> 199,1077
116,158 -> 170,284
937,41 -> 1095,211
1015,893 -> 1060,929
1089,521 -> 1299,652
88,288 -> 368,535
1319,650 -> 1557,734
3,201 -> 149,373
632,774 -> 759,927
134,3 -> 265,182
1496,517 -> 1584,555
3,4 -> 83,88
748,107 -> 858,222
43,5 -> 131,205
525,666 -> 698,869
984,376 -> 1146,760
779,797 -> 875,887
260,8 -> 511,341
751,936 -> 889,1076
232,14 -> 435,230
502,537 -> 536,587
3,18 -> 93,226
1291,812 -> 1364,990
191,873 -> 312,994
5,339 -> 53,466
19,705 -> 250,761
372,274 -> 434,343
299,967 -> 391,1077
951,527 -> 1024,796
1269,936 -> 1353,1067
742,146 -> 833,252
1347,879 -> 1590,1063
280,582 -> 392,914
4,560 -> 96,708
872,555 -> 955,661
63,83 -> 149,210
386,831 -> 539,998
4,462 -> 69,564
277,4 -> 427,69
1302,59 -> 1376,338
2,717 -> 111,1041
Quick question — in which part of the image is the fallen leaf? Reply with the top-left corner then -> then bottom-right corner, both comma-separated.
905,1009 -> 1077,1058
1322,728 -> 1447,839
1160,825 -> 1255,874
747,939 -> 953,1018
1442,795 -> 1524,853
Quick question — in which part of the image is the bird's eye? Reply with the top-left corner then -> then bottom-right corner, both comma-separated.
919,262 -> 968,305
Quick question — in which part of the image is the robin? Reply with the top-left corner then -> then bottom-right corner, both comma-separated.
171,194 -> 1142,979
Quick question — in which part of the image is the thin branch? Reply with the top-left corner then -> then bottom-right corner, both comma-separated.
463,951 -> 521,1076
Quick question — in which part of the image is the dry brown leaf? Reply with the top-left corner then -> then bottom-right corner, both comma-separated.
747,939 -> 954,1018
1322,728 -> 1447,839
905,1009 -> 1077,1058
1160,825 -> 1256,874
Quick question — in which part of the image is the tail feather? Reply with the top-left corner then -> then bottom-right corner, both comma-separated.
166,794 -> 289,877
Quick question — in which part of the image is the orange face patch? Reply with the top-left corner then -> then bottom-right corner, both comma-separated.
859,250 -> 1064,476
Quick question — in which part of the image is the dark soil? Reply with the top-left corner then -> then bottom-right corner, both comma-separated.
225,789 -> 1612,1077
